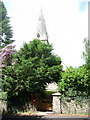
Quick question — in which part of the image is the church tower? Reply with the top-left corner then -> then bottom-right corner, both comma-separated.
36,9 -> 48,43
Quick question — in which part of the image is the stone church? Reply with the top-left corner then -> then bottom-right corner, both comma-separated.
36,9 -> 48,44
34,9 -> 58,111
35,9 -> 58,93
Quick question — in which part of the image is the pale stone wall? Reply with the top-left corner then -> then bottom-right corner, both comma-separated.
61,99 -> 88,114
0,100 -> 7,113
88,99 -> 90,115
52,93 -> 61,113
52,93 -> 88,114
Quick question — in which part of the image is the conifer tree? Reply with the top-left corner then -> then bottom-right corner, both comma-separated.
0,1 -> 14,49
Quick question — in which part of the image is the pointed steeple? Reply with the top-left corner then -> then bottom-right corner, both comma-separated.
36,9 -> 48,43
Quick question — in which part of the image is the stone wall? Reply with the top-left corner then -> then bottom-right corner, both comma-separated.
52,93 -> 88,114
52,93 -> 61,113
61,99 -> 88,114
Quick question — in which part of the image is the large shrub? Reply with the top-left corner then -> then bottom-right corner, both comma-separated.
58,66 -> 89,97
2,39 -> 62,112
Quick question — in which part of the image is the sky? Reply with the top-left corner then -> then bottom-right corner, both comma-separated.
3,0 -> 89,68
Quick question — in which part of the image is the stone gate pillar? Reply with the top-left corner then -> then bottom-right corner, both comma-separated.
52,92 -> 61,114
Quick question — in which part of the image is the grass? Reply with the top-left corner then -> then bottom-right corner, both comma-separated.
44,90 -> 55,95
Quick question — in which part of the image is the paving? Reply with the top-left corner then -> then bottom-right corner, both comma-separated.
1,112 -> 90,120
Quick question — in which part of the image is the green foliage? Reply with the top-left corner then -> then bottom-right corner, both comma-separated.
3,39 -> 62,95
44,90 -> 55,95
58,65 -> 89,96
2,39 -> 62,112
0,92 -> 7,100
0,1 -> 14,49
82,38 -> 90,96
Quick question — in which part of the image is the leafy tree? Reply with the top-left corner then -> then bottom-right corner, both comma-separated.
83,38 -> 90,96
2,39 -> 62,112
3,39 -> 62,94
58,66 -> 89,97
0,44 -> 15,93
0,1 -> 14,49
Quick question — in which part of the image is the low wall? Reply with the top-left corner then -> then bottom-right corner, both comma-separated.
52,93 -> 89,114
0,100 -> 7,113
61,99 -> 88,114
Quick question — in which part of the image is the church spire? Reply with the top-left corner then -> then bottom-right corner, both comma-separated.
36,9 -> 48,43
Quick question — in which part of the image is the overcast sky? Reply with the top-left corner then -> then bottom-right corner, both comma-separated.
3,0 -> 89,68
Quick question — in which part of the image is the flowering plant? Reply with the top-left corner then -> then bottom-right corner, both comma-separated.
0,44 -> 16,67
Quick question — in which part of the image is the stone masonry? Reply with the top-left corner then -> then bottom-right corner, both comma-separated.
52,92 -> 61,113
0,100 -> 7,113
52,92 -> 88,114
